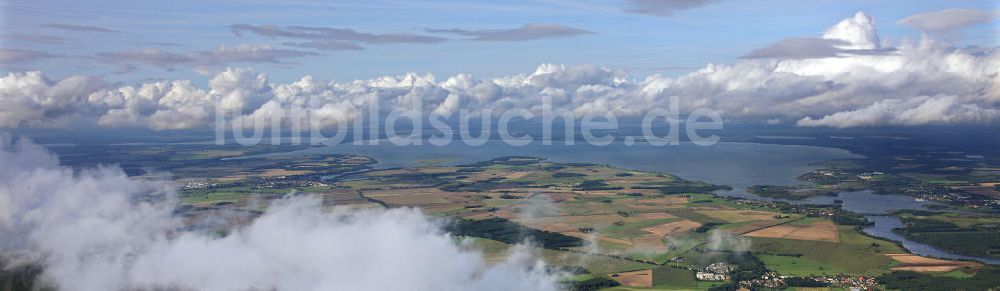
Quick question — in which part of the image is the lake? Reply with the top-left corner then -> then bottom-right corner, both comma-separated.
289,139 -> 860,196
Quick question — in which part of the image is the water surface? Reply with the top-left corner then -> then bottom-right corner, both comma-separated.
292,140 -> 860,196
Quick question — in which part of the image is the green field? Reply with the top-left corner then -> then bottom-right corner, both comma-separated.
749,226 -> 905,276
757,254 -> 832,276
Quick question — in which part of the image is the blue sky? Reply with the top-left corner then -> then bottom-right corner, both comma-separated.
1,0 -> 997,83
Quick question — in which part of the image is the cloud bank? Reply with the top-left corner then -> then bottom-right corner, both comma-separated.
0,137 -> 562,291
1,11 -> 998,129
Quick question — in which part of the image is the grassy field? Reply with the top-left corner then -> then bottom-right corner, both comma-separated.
469,238 -> 655,275
749,226 -> 905,276
757,254 -> 833,276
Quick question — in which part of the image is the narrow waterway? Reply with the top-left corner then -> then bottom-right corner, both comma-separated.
802,190 -> 1000,264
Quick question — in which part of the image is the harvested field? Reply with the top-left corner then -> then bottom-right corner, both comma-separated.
365,169 -> 413,176
563,231 -> 632,247
364,187 -> 479,209
260,168 -> 312,177
414,167 -> 459,174
640,219 -> 701,237
745,220 -> 839,242
627,196 -> 689,210
611,269 -> 653,288
694,209 -> 779,223
636,212 -> 675,220
465,170 -> 532,181
885,254 -> 981,272
630,236 -> 668,252
726,219 -> 791,235
514,214 -> 627,233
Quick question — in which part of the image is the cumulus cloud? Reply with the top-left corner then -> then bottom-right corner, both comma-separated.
0,71 -> 104,127
797,95 -> 1000,128
0,137 -> 563,291
42,23 -> 118,33
98,44 -> 317,71
897,8 -> 999,34
746,12 -> 892,59
1,11 -> 998,129
822,11 -> 880,50
623,0 -> 714,17
426,24 -> 593,41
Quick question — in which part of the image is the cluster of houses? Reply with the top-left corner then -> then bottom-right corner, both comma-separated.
695,262 -> 734,281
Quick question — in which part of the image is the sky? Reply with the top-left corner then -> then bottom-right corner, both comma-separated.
0,0 -> 998,130
1,0 -> 997,83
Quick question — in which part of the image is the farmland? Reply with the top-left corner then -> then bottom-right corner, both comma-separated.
49,141 -> 998,290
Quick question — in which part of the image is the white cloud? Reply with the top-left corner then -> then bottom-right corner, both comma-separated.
1,12 -> 998,129
797,95 -> 1000,128
0,137 -> 562,291
822,11 -> 880,50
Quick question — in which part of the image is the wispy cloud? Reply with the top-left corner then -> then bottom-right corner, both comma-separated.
897,8 -> 999,34
282,40 -> 365,51
743,38 -> 847,59
98,44 -> 317,71
1,33 -> 69,45
426,24 -> 593,41
231,24 -> 448,44
0,48 -> 60,64
42,23 -> 118,33
622,0 -> 714,17
142,41 -> 185,47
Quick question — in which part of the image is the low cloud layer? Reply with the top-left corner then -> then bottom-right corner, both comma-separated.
797,95 -> 1000,128
0,137 -> 561,291
1,11 -> 998,129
